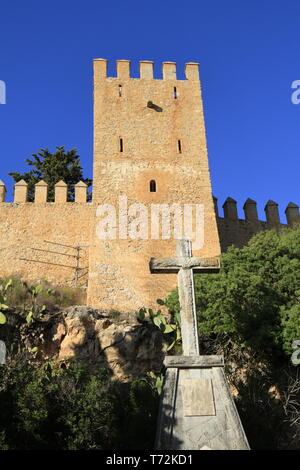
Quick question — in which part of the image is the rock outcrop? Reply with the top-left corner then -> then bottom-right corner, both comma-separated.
43,306 -> 167,380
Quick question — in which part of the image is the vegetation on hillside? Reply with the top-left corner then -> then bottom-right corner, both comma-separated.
0,278 -> 159,450
0,357 -> 158,450
0,226 -> 299,449
166,224 -> 300,449
0,278 -> 85,363
0,277 -> 84,325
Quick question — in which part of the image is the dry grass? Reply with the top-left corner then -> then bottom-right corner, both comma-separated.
0,276 -> 86,312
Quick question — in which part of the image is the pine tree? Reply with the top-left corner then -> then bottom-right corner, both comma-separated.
9,146 -> 92,201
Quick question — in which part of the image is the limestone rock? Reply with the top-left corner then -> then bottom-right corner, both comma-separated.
48,306 -> 167,380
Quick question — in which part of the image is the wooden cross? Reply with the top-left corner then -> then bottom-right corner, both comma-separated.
150,239 -> 220,356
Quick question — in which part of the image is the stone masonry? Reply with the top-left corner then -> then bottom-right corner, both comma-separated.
88,59 -> 220,311
0,60 -> 299,313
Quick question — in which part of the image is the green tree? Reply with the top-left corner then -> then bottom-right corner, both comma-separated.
166,225 -> 300,358
9,146 -> 92,201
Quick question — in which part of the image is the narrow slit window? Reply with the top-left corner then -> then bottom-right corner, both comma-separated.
150,180 -> 156,192
119,137 -> 123,152
174,87 -> 177,99
119,85 -> 122,97
178,139 -> 182,153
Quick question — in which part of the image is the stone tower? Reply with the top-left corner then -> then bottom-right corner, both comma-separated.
87,59 -> 220,312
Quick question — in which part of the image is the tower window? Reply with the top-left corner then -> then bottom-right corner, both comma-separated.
174,87 -> 177,99
150,180 -> 156,192
178,139 -> 182,153
119,137 -> 123,152
119,85 -> 122,97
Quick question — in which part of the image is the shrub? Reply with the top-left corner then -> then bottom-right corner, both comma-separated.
165,225 -> 300,449
0,356 -> 159,450
166,225 -> 300,359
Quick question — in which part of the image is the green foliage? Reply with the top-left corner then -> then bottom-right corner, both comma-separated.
0,279 -> 13,326
0,431 -> 9,450
281,304 -> 300,358
146,371 -> 164,395
0,357 -> 159,450
9,146 -> 92,201
0,277 -> 85,356
0,277 -> 84,314
21,283 -> 47,323
137,299 -> 181,352
112,377 -> 159,450
165,226 -> 300,449
166,225 -> 300,359
233,364 -> 287,449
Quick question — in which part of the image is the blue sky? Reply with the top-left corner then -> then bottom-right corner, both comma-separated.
0,0 -> 299,221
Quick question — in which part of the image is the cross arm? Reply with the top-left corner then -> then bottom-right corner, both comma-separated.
149,257 -> 220,274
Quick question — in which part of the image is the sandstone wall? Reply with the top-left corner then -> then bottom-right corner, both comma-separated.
214,196 -> 299,251
89,60 -> 221,311
0,201 -> 94,288
0,59 -> 298,314
0,193 -> 297,306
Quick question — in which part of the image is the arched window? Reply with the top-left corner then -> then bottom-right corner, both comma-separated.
150,180 -> 156,192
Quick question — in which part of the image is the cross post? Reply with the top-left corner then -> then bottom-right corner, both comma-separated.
151,239 -> 249,450
150,238 -> 220,355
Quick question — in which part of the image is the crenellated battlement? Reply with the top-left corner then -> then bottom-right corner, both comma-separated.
1,179 -> 298,228
213,196 -> 300,251
0,180 -> 88,203
213,196 -> 300,226
93,58 -> 199,81
0,56 -> 299,313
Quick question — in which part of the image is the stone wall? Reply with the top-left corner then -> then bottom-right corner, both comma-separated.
0,59 -> 299,314
89,59 -> 221,311
214,196 -> 300,251
0,183 -> 298,310
0,180 -> 94,288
